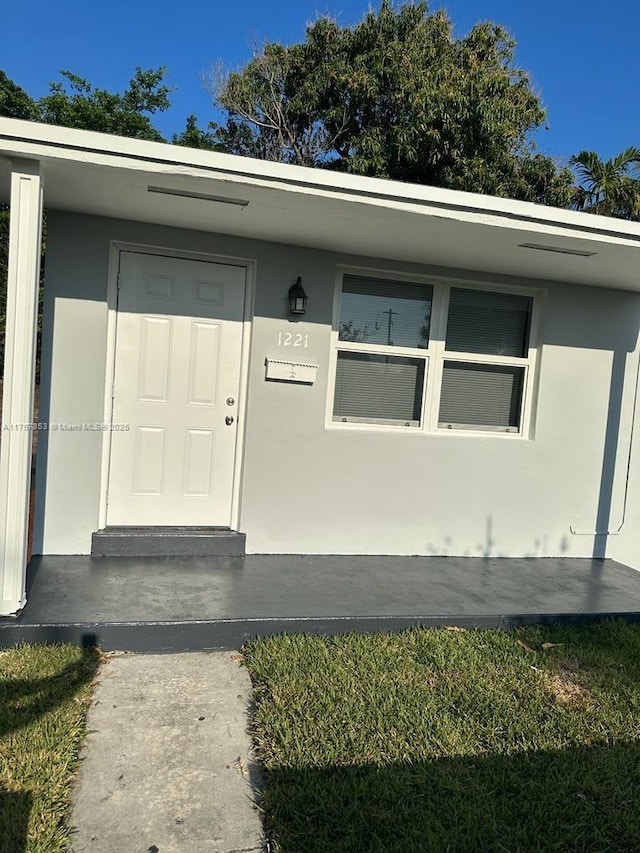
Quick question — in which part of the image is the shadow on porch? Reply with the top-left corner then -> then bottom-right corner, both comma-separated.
1,555 -> 640,652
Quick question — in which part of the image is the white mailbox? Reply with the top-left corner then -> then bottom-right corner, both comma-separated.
265,358 -> 318,384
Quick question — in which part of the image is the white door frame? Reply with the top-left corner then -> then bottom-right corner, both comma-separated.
98,241 -> 256,531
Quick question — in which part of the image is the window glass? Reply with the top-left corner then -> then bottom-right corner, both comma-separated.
333,352 -> 425,426
439,362 -> 525,429
445,288 -> 532,357
339,275 -> 433,348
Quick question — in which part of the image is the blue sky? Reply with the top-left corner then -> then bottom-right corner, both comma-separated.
4,0 -> 639,164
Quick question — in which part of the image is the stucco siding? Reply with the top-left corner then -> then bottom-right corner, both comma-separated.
34,211 -> 640,562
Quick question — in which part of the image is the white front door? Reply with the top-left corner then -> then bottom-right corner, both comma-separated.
106,251 -> 246,527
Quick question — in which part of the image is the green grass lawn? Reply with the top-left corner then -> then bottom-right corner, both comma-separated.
0,644 -> 101,853
243,622 -> 640,853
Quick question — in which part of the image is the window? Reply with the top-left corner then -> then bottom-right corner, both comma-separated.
333,275 -> 433,427
330,272 -> 539,435
439,288 -> 533,432
334,352 -> 426,426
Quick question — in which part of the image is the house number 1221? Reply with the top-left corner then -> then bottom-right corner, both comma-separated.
278,332 -> 309,347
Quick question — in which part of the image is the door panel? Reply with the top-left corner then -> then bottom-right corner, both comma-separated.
107,252 -> 246,526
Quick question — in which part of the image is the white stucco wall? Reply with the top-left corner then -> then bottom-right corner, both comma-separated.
34,211 -> 640,564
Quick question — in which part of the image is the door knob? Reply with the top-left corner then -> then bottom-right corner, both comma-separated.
225,415 -> 235,426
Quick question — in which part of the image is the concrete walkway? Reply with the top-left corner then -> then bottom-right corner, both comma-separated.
68,652 -> 264,853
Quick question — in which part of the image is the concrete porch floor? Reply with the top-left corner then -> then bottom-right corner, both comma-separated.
2,555 -> 640,652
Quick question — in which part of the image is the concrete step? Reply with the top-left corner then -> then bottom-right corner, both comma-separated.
91,526 -> 246,557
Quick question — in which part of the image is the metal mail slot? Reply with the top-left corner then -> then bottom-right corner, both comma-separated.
265,358 -> 318,384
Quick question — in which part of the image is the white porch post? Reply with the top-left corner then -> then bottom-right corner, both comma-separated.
0,159 -> 43,616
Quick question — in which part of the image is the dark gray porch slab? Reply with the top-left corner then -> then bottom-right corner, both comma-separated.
2,555 -> 640,652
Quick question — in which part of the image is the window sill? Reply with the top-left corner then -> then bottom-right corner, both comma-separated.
325,421 -> 530,439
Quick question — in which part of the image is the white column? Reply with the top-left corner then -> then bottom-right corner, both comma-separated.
0,160 -> 43,616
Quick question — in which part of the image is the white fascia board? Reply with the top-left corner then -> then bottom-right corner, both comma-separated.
2,118 -> 640,249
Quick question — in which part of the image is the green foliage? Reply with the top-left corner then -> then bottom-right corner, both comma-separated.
0,67 -> 171,141
213,0 -> 573,205
0,71 -> 39,120
172,114 -> 221,151
215,39 -> 332,165
36,68 -> 172,141
570,147 -> 640,220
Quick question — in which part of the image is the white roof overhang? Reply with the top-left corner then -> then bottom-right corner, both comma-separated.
1,118 -> 639,291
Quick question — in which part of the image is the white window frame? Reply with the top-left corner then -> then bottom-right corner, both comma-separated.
326,266 -> 543,438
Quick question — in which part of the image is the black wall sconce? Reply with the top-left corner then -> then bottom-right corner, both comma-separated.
288,277 -> 307,315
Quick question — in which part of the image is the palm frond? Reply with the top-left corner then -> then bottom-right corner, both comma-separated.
570,146 -> 640,219
610,146 -> 640,173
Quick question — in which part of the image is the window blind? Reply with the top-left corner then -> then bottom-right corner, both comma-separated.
445,288 -> 532,357
333,351 -> 425,425
439,362 -> 525,429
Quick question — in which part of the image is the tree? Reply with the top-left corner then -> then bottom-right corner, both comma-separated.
1,67 -> 172,140
210,41 -> 338,165
569,147 -> 640,220
172,114 -> 221,151
36,68 -> 172,141
0,71 -> 39,120
211,1 -> 573,206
